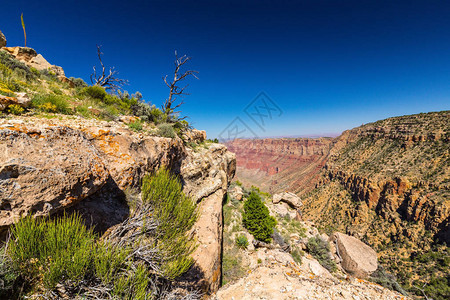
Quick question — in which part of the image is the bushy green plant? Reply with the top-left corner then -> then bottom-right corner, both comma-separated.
0,50 -> 36,81
128,119 -> 143,132
0,248 -> 19,299
141,168 -> 198,279
291,248 -> 303,265
306,236 -> 337,273
32,93 -> 71,114
242,191 -> 276,242
82,85 -> 107,100
235,234 -> 249,249
7,104 -> 24,115
7,214 -> 96,289
157,123 -> 176,138
69,77 -> 88,88
93,241 -> 130,284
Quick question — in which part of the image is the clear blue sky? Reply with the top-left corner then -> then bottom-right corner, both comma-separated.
1,0 -> 449,139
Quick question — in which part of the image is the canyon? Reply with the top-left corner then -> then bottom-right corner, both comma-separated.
226,137 -> 334,195
226,110 -> 449,296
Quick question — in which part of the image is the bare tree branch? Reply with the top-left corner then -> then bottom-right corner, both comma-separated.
90,45 -> 129,92
162,51 -> 198,118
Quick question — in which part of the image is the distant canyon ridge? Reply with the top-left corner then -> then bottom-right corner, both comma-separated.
226,137 -> 335,196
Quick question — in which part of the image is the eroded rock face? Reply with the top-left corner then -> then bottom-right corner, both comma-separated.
179,143 -> 236,293
331,232 -> 378,279
228,184 -> 243,201
0,116 -> 236,295
0,123 -> 109,229
0,30 -> 6,48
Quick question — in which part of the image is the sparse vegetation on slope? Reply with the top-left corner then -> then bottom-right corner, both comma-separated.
303,111 -> 450,299
0,48 -> 192,139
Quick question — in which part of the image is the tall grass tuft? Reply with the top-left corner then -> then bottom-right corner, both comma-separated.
141,167 -> 198,279
8,213 -> 95,289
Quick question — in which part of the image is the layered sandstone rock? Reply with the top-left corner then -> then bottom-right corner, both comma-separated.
179,143 -> 236,293
0,122 -> 109,229
273,191 -> 302,208
228,184 -> 243,201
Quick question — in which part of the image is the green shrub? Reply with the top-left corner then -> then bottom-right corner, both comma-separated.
0,50 -> 36,81
69,77 -> 88,88
32,93 -> 71,114
141,168 -> 198,279
235,234 -> 249,249
7,214 -> 96,289
157,123 -> 176,138
128,119 -> 143,132
93,241 -> 130,284
242,191 -> 276,242
0,248 -> 19,299
7,104 -> 24,115
306,236 -> 337,273
291,248 -> 303,265
82,85 -> 107,100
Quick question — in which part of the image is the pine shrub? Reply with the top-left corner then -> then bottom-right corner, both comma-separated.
242,191 -> 276,243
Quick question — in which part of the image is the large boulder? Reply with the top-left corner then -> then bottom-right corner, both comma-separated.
331,232 -> 378,278
0,30 -> 6,48
0,124 -> 109,230
273,191 -> 302,209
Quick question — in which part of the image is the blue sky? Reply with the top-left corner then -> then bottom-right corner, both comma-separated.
1,0 -> 449,139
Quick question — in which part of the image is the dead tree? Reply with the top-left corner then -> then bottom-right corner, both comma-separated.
162,51 -> 198,118
90,45 -> 128,92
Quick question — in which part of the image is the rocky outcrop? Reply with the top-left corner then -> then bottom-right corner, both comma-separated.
273,191 -> 302,208
226,138 -> 333,195
301,111 -> 449,291
2,47 -> 66,78
331,232 -> 378,279
0,30 -> 6,48
0,92 -> 31,111
214,249 -> 406,300
0,116 -> 236,294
